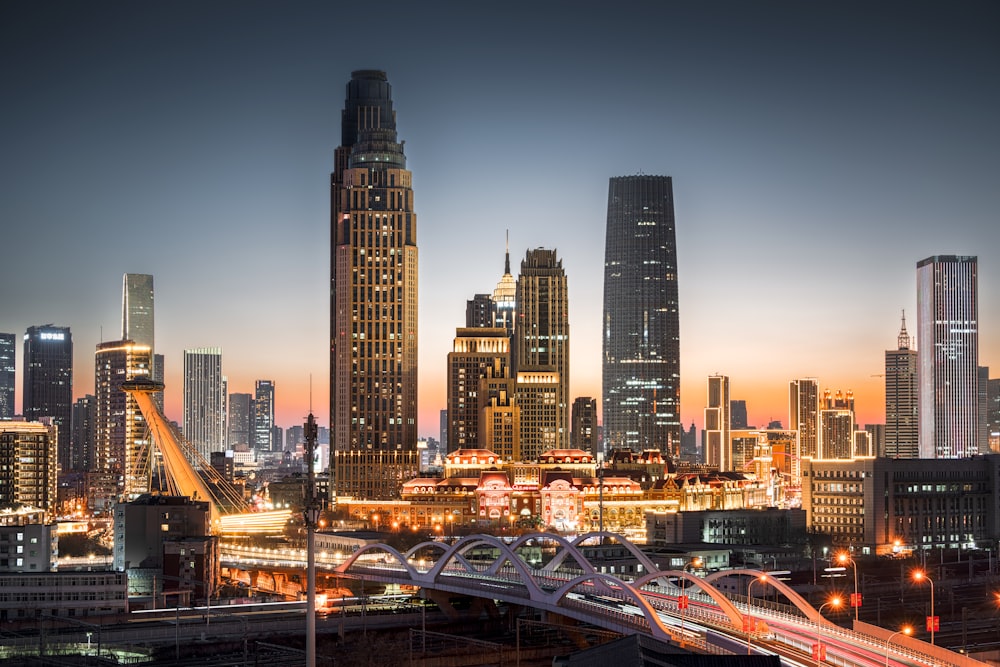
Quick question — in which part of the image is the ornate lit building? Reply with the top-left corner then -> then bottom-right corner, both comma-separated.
885,312 -> 918,458
330,70 -> 419,500
446,328 -> 510,452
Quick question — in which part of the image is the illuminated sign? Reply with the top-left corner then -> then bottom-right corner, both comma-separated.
40,332 -> 65,341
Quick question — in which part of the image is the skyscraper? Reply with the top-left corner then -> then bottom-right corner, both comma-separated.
819,389 -> 855,459
515,248 -> 569,459
885,312 -> 918,458
122,274 -> 154,348
492,238 -> 517,336
704,375 -> 730,470
0,333 -> 14,420
23,325 -> 73,469
446,328 -> 510,451
121,274 -> 163,413
94,339 -> 151,501
602,175 -> 681,457
917,255 -> 978,458
227,392 -> 253,450
330,70 -> 419,500
254,380 -> 275,454
71,394 -> 96,472
789,378 -> 818,483
183,348 -> 225,459
570,397 -> 598,452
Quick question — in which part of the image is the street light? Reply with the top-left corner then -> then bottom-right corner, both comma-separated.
836,551 -> 860,621
678,558 -> 702,637
747,574 -> 767,655
912,569 -> 936,645
884,625 -> 913,667
815,596 -> 843,667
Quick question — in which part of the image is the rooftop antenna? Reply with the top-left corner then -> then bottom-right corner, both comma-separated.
504,229 -> 511,275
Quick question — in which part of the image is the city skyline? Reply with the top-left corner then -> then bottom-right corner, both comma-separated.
2,1 -> 999,436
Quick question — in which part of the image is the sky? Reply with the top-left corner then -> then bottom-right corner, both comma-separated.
2,1 -> 998,437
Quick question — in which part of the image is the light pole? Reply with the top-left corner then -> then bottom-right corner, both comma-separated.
303,412 -> 320,667
836,551 -> 860,621
884,626 -> 913,667
815,596 -> 842,666
678,557 -> 701,636
747,574 -> 767,655
912,569 -> 935,645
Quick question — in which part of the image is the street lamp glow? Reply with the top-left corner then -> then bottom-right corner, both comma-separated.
912,569 -> 935,645
815,597 -> 842,667
746,574 -> 767,655
884,626 -> 913,667
836,551 -> 860,621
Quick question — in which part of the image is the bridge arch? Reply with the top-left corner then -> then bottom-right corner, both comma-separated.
551,572 -> 677,643
566,532 -> 659,576
633,570 -> 746,628
704,569 -> 837,626
337,543 -> 419,580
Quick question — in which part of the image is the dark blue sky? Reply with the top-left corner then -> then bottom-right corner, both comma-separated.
2,1 -> 998,432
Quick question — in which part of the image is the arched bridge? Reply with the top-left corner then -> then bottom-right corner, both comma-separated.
332,532 -> 783,645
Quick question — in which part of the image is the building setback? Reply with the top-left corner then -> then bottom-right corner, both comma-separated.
330,70 -> 419,499
602,176 -> 681,457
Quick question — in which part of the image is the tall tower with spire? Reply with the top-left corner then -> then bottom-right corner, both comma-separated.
885,311 -> 918,458
330,70 -> 419,500
492,232 -> 517,336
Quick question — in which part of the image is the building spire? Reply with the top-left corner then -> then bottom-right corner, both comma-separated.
504,230 -> 511,275
898,309 -> 910,350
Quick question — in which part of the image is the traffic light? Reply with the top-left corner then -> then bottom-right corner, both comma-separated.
850,592 -> 862,608
926,615 -> 939,632
677,595 -> 689,610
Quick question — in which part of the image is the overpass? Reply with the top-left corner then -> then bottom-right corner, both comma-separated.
223,531 -> 979,666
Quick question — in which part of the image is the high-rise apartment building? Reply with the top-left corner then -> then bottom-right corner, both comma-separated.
254,380 -> 275,454
94,340 -> 151,502
917,255 -> 979,458
0,421 -> 57,513
447,328 -> 510,451
330,70 -> 419,500
228,392 -> 253,450
704,375 -> 730,470
570,397 -> 597,452
0,333 -> 14,420
515,248 -> 569,458
183,348 -> 225,459
819,389 -> 854,459
23,325 -> 73,470
789,379 -> 819,460
885,313 -> 918,458
602,175 -> 681,457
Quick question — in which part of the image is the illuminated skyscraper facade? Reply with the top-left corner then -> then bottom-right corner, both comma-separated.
704,375 -> 730,470
0,333 -> 14,420
515,248 -> 569,459
122,274 -> 154,349
23,325 -> 73,469
330,70 -> 419,499
94,340 -> 151,501
0,421 -> 57,513
885,313 -> 918,458
254,380 -> 274,454
183,348 -> 225,459
917,255 -> 978,458
602,175 -> 681,456
819,389 -> 854,459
